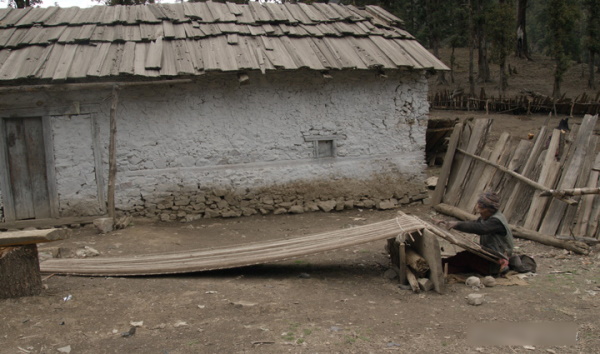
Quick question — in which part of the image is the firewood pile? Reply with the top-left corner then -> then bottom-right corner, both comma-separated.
432,115 -> 599,253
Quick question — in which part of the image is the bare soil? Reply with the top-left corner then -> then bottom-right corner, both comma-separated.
3,52 -> 600,353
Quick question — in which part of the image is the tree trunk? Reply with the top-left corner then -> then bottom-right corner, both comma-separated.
516,0 -> 531,59
500,60 -> 507,94
468,0 -> 476,97
589,51 -> 596,89
553,59 -> 562,99
476,0 -> 490,82
0,245 -> 42,299
450,45 -> 456,84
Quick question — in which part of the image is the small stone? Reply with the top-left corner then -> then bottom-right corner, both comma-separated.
57,345 -> 72,353
466,293 -> 485,306
377,200 -> 396,210
383,269 -> 397,280
317,200 -> 337,212
465,276 -> 481,288
230,301 -> 257,308
298,273 -> 311,279
418,278 -> 433,292
130,321 -> 143,327
425,176 -> 438,189
482,276 -> 496,287
75,246 -> 100,258
289,205 -> 304,214
93,217 -> 114,234
173,321 -> 188,328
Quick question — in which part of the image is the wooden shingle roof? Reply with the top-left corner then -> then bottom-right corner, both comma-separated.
0,2 -> 448,84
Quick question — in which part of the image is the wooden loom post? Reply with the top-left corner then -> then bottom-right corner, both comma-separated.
107,85 -> 120,219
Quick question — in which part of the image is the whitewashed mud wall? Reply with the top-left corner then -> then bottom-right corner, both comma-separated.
0,70 -> 431,221
108,70 -> 430,221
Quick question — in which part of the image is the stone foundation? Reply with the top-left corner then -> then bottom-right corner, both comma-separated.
120,175 -> 429,222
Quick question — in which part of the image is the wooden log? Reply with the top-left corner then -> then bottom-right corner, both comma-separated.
433,203 -> 590,255
0,228 -> 71,247
539,187 -> 600,197
0,245 -> 42,299
455,148 -> 577,205
107,85 -> 120,219
405,268 -> 420,293
432,122 -> 463,205
399,240 -> 407,286
405,247 -> 429,278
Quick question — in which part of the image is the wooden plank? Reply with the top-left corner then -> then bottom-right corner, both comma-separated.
540,115 -> 598,235
90,115 -> 106,214
410,229 -> 445,294
86,42 -> 111,77
22,118 -> 51,219
5,119 -> 35,220
118,41 -> 136,75
444,119 -> 492,206
0,228 -> 71,247
502,126 -> 549,221
575,153 -> 600,236
432,123 -> 462,205
460,132 -> 510,211
493,139 -> 532,209
0,216 -> 104,230
523,129 -> 563,230
560,135 -> 599,236
145,36 -> 163,70
457,147 -> 492,212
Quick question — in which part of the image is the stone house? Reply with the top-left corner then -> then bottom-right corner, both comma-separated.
0,1 -> 447,226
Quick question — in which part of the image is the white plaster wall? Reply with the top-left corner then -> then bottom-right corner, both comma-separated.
1,69 -> 431,220
51,114 -> 102,216
108,70 -> 428,205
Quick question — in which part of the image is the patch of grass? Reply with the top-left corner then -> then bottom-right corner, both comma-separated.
294,260 -> 308,265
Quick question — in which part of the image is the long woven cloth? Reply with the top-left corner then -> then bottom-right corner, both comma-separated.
41,214 -> 428,276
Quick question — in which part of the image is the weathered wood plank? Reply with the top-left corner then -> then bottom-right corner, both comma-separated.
431,122 -> 462,205
444,119 -> 492,206
0,245 -> 42,299
523,129 -> 562,230
540,115 -> 598,235
502,126 -> 549,221
0,228 -> 71,247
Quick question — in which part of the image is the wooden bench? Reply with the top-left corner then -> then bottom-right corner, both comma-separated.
0,228 -> 71,299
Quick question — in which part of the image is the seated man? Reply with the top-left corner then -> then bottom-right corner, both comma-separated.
438,191 -> 513,275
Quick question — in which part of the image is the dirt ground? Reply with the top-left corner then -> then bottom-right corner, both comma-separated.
2,111 -> 600,354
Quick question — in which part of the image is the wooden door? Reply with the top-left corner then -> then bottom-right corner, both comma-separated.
4,117 -> 51,220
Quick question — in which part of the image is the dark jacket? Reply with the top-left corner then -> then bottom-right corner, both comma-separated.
454,211 -> 514,257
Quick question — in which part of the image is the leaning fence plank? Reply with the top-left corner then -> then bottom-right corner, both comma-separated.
539,114 -> 598,236
523,129 -> 563,230
444,119 -> 492,206
460,132 -> 510,211
561,135 -> 599,236
432,122 -> 462,205
502,126 -> 549,221
575,153 -> 600,236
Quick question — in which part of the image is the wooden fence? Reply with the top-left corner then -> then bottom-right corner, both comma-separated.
432,115 -> 600,242
429,90 -> 600,116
